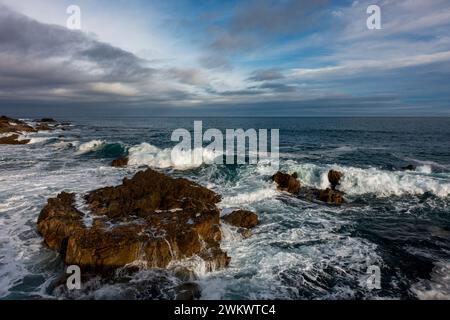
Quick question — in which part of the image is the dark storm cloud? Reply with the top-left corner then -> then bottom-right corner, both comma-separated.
0,5 -> 154,101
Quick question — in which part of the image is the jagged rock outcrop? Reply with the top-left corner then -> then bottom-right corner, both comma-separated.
272,171 -> 301,194
0,116 -> 35,134
1,116 -> 61,144
37,169 -> 231,272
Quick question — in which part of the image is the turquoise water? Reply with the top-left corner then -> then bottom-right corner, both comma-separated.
0,116 -> 449,299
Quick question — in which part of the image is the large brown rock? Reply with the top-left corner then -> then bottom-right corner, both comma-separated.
272,171 -> 301,194
222,210 -> 259,229
37,169 -> 230,273
328,170 -> 343,190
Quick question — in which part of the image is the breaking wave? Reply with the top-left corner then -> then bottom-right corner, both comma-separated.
287,162 -> 450,198
128,142 -> 220,170
77,140 -> 106,154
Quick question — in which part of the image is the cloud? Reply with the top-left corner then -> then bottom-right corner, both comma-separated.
247,69 -> 285,82
1,0 -> 450,115
165,68 -> 209,86
202,0 -> 329,66
0,4 -> 182,104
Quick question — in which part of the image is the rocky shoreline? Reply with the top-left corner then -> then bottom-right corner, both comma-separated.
38,168 -> 235,273
1,115 -> 425,299
0,115 -> 67,145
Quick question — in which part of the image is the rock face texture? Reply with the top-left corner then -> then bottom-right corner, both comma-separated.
318,188 -> 344,205
222,210 -> 259,229
111,157 -> 129,167
37,169 -> 230,272
328,170 -> 343,190
271,171 -> 301,194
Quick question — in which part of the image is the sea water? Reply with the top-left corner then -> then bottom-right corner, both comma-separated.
0,115 -> 449,299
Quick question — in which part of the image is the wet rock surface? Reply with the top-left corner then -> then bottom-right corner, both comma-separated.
0,134 -> 30,145
328,170 -> 343,190
272,171 -> 301,194
37,168 -> 231,273
222,210 -> 259,229
1,116 -> 66,144
111,157 -> 129,167
0,116 -> 35,134
318,188 -> 344,204
274,170 -> 345,205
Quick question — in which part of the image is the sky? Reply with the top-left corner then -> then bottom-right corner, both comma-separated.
0,0 -> 450,116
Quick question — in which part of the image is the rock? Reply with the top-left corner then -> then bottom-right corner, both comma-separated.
40,118 -> 56,123
328,170 -> 343,190
35,123 -> 52,131
37,169 -> 230,273
111,157 -> 128,167
175,282 -> 201,300
318,188 -> 344,204
0,134 -> 30,145
272,171 -> 301,194
0,116 -> 35,134
401,164 -> 416,171
222,210 -> 259,229
238,228 -> 253,239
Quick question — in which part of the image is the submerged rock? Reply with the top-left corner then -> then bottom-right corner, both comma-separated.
238,228 -> 253,239
37,169 -> 230,273
328,170 -> 343,190
318,188 -> 344,205
272,171 -> 301,194
111,157 -> 129,167
40,118 -> 57,123
222,210 -> 259,229
35,123 -> 53,131
401,164 -> 416,171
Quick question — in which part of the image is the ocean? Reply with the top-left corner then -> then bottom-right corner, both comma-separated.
1,115 -> 450,299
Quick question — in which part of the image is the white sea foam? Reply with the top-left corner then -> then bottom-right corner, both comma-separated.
77,140 -> 106,154
51,140 -> 80,149
128,142 -> 220,170
220,188 -> 277,207
288,162 -> 450,198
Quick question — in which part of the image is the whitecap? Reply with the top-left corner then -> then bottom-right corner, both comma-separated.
76,139 -> 106,154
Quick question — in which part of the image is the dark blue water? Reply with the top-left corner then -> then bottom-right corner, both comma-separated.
1,115 -> 449,299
